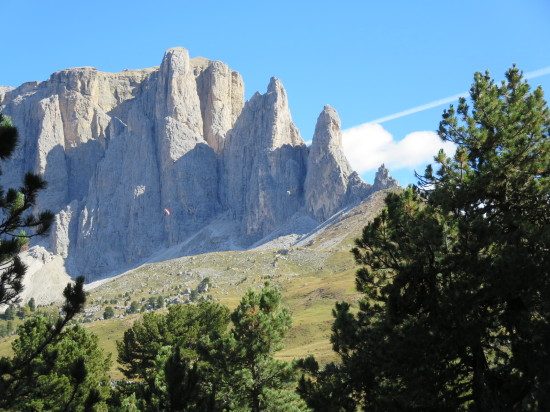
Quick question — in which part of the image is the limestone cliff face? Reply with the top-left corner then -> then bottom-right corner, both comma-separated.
0,47 -> 397,280
153,48 -> 221,245
304,105 -> 372,221
194,58 -> 244,153
222,77 -> 307,240
373,163 -> 399,191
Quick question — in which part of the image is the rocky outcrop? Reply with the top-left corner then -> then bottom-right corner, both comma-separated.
154,48 -> 221,245
304,105 -> 372,221
373,164 -> 399,191
222,77 -> 307,241
0,47 -> 398,282
194,58 -> 244,153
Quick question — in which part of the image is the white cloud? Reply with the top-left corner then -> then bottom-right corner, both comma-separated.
338,64 -> 550,180
342,123 -> 456,174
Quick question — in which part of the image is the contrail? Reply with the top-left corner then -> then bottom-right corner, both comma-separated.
366,92 -> 467,124
525,66 -> 550,80
363,65 -> 550,125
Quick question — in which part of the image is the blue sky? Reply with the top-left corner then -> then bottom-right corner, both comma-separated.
1,0 -> 549,186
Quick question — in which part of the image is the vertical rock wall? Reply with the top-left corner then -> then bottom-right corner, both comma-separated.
222,77 -> 308,240
0,47 -> 397,280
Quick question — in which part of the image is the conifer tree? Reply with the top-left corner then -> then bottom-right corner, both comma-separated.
114,301 -> 230,410
117,301 -> 230,381
104,306 -> 115,319
0,277 -> 88,409
202,283 -> 309,411
27,296 -> 35,312
2,315 -> 111,411
320,67 -> 550,410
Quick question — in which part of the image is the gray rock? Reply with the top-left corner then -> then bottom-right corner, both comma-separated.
194,58 -> 244,153
304,105 -> 372,221
222,77 -> 307,241
0,47 -> 397,282
154,48 -> 221,245
373,164 -> 399,191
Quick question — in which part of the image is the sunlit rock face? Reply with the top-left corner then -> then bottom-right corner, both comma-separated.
221,77 -> 308,241
304,105 -> 374,221
0,47 -> 397,281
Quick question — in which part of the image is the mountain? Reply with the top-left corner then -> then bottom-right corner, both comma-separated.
0,47 -> 397,298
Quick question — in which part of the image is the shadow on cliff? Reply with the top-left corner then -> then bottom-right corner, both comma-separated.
160,141 -> 222,246
39,128 -> 368,283
223,142 -> 309,244
41,139 -> 106,214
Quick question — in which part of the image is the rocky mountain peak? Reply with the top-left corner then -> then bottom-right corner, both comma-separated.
304,106 -> 372,221
373,164 -> 399,191
226,77 -> 302,151
311,104 -> 343,148
160,47 -> 190,72
194,59 -> 244,153
267,76 -> 284,94
222,77 -> 306,239
0,47 -> 396,286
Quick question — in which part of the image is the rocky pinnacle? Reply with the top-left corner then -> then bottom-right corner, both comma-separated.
0,47 -> 398,280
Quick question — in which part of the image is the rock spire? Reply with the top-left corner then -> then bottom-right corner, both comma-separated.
0,48 -> 398,281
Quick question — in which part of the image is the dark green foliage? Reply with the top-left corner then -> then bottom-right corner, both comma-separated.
117,311 -> 166,380
200,283 -> 309,411
6,320 -> 13,334
115,287 -> 308,411
0,113 -> 18,160
117,301 -> 230,381
163,347 -> 205,410
323,67 -> 550,411
127,300 -> 139,314
28,296 -> 36,312
0,276 -> 88,409
297,357 -> 354,412
0,113 -> 93,408
3,303 -> 15,320
15,304 -> 27,319
114,301 -> 230,411
103,306 -> 115,319
138,345 -> 215,411
0,112 -> 55,307
0,315 -> 111,411
197,277 -> 210,292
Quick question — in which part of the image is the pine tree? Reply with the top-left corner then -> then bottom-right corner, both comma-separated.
114,301 -> 230,410
202,283 -> 309,411
117,301 -> 230,381
0,277 -> 88,409
325,67 -> 550,410
6,319 -> 13,335
2,315 -> 111,411
104,306 -> 115,319
3,303 -> 15,320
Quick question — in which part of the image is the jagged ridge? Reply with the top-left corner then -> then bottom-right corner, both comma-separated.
0,47 -> 398,284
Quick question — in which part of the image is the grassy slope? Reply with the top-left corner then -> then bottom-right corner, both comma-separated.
0,189 -> 395,379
